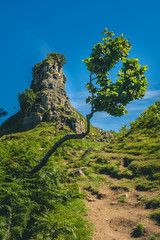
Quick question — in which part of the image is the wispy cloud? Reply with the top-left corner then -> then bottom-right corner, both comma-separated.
144,90 -> 160,99
126,105 -> 147,111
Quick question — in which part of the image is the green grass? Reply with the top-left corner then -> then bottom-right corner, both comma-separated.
149,210 -> 160,224
107,100 -> 160,159
128,159 -> 160,179
0,123 -> 97,239
118,194 -> 127,203
138,195 -> 160,209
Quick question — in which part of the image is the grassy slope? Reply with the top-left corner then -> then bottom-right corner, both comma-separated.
103,99 -> 160,190
62,100 -> 160,239
0,122 -> 106,240
1,100 -> 160,239
110,99 -> 160,157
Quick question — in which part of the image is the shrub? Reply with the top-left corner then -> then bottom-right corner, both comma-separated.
129,159 -> 160,178
121,169 -> 133,179
123,156 -> 135,167
95,154 -> 109,164
136,181 -> 154,191
149,210 -> 160,224
96,160 -> 121,178
153,172 -> 160,180
150,235 -> 157,240
18,88 -> 36,112
118,194 -> 126,202
132,223 -> 145,237
137,195 -> 148,203
146,198 -> 160,209
150,233 -> 160,240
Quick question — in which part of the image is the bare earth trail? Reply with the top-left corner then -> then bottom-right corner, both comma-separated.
83,152 -> 160,240
86,183 -> 159,239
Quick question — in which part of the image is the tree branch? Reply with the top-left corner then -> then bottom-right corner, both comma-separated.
29,113 -> 94,175
91,76 -> 97,81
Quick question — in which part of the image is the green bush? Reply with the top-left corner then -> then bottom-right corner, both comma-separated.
137,195 -> 148,203
146,198 -> 160,209
150,235 -> 157,240
18,88 -> 36,112
96,161 -> 121,178
132,222 -> 144,237
129,159 -> 160,178
121,169 -> 133,179
153,172 -> 160,180
118,194 -> 126,202
135,179 -> 157,191
123,156 -> 136,167
95,154 -> 109,164
150,232 -> 160,240
149,210 -> 160,224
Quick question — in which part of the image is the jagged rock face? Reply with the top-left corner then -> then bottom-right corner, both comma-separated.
22,53 -> 85,133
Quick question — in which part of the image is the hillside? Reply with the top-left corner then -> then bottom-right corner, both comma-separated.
69,100 -> 160,239
109,99 -> 160,158
106,99 -> 160,191
0,53 -> 160,239
1,108 -> 160,239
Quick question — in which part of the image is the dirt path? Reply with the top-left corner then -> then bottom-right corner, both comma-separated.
86,180 -> 159,240
68,149 -> 160,239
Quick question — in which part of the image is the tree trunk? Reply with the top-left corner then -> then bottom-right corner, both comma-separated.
29,113 -> 93,175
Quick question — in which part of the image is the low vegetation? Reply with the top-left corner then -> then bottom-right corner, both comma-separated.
150,232 -> 160,240
149,210 -> 160,224
109,100 -> 160,158
132,223 -> 145,237
1,99 -> 160,239
0,123 -> 102,239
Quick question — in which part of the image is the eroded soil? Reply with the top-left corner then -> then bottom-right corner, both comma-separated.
86,178 -> 159,240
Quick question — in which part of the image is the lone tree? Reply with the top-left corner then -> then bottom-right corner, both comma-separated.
30,28 -> 148,175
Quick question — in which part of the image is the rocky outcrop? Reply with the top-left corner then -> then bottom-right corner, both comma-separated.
1,53 -> 86,135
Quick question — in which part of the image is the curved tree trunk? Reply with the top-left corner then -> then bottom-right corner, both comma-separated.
29,113 -> 93,175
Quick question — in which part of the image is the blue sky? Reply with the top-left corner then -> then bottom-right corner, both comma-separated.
0,0 -> 160,132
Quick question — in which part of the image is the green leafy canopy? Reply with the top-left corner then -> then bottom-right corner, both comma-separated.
18,88 -> 36,112
83,28 -> 148,117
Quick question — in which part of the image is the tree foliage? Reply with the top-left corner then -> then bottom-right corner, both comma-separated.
18,88 -> 36,112
83,28 -> 148,116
